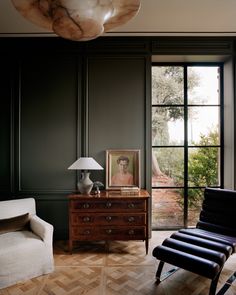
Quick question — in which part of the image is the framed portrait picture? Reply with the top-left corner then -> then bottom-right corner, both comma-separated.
106,149 -> 140,190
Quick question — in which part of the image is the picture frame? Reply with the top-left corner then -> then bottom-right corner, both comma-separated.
106,149 -> 140,190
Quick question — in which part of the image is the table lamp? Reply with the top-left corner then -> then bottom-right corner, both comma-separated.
68,157 -> 103,195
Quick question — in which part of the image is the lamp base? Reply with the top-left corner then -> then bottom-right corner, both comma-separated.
77,172 -> 93,195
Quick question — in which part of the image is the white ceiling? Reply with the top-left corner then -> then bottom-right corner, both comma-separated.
1,0 -> 236,37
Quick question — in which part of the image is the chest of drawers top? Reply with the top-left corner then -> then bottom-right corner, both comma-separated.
68,189 -> 149,212
68,189 -> 149,199
68,190 -> 149,212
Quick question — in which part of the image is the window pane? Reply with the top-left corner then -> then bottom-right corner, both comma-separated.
152,64 -> 222,230
152,188 -> 184,228
188,147 -> 220,187
188,67 -> 220,105
152,66 -> 184,105
152,107 -> 184,146
188,188 -> 204,226
188,106 -> 220,145
152,148 -> 184,187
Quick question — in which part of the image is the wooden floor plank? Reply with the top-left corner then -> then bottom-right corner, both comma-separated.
1,231 -> 236,295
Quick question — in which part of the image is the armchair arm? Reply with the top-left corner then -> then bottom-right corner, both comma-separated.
30,215 -> 54,245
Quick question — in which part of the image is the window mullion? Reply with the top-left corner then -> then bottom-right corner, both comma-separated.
184,65 -> 188,228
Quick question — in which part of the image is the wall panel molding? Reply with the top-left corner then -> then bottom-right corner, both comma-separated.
16,54 -> 79,193
152,37 -> 234,54
85,38 -> 150,53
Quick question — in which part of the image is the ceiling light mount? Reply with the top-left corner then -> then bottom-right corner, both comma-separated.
11,0 -> 141,41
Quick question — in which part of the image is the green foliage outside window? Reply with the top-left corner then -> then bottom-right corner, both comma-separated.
187,129 -> 219,208
176,129 -> 219,209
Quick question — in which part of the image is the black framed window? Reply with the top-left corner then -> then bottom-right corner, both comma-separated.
152,64 -> 223,229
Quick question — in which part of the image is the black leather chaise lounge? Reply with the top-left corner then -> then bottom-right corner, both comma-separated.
152,187 -> 236,295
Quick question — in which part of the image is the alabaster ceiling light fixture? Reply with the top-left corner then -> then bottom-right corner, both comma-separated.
11,0 -> 141,41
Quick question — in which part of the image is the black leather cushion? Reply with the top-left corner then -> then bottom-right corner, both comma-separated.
170,232 -> 232,257
179,228 -> 236,253
152,245 -> 221,279
162,237 -> 226,266
197,221 -> 236,238
198,188 -> 236,236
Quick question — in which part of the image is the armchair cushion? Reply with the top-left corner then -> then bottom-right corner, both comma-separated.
0,213 -> 30,235
0,230 -> 50,287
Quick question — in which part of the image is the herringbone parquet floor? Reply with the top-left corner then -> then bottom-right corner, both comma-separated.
1,231 -> 236,295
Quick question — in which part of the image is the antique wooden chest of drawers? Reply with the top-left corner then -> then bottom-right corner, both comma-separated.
68,190 -> 150,254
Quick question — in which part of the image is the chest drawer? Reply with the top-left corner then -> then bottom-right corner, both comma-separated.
71,199 -> 146,212
71,213 -> 146,226
71,226 -> 146,241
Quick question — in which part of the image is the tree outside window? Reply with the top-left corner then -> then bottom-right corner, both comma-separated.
152,65 -> 222,228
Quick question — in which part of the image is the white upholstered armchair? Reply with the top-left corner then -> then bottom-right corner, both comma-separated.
0,198 -> 54,289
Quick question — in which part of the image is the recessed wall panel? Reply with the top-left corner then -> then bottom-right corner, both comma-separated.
19,55 -> 78,192
88,57 -> 147,187
0,59 -> 12,194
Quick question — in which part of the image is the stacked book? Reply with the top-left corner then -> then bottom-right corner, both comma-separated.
120,186 -> 140,195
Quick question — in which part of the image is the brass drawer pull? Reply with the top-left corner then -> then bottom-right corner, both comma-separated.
83,216 -> 91,222
128,216 -> 135,222
84,230 -> 91,235
106,229 -> 112,234
106,216 -> 112,222
128,229 -> 135,235
83,203 -> 90,209
128,203 -> 135,208
106,202 -> 112,208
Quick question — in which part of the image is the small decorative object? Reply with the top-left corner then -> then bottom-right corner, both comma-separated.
93,181 -> 104,195
68,157 -> 103,195
11,0 -> 141,41
106,149 -> 140,190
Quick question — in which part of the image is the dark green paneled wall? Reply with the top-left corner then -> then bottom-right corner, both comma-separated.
87,57 -> 148,187
0,38 -> 151,239
0,36 -> 235,239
